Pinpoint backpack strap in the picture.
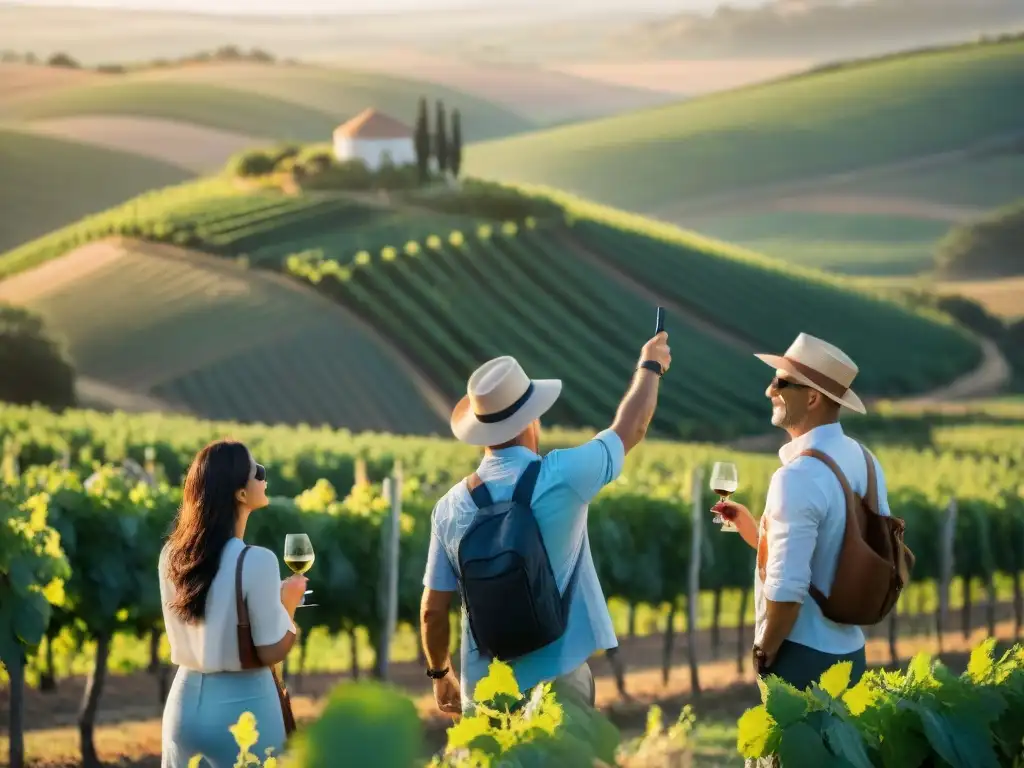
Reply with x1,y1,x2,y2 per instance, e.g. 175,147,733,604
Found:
512,460,542,506
466,472,494,508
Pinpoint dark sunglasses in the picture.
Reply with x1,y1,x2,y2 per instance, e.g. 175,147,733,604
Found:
254,463,266,482
772,376,808,391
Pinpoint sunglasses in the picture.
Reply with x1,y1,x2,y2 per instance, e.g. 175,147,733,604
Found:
771,376,808,391
254,463,266,482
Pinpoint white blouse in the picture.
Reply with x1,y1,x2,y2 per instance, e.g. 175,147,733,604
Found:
159,537,295,672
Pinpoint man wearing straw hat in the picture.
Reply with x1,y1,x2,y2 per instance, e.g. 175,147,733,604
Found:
419,331,672,716
713,332,893,692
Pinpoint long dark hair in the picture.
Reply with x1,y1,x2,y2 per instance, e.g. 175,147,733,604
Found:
166,439,252,623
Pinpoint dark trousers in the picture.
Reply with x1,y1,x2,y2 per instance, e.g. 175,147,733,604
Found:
759,640,867,692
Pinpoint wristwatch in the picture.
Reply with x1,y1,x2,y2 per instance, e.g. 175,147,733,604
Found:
638,360,664,377
426,666,449,680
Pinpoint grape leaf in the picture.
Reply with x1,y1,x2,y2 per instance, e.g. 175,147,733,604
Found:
819,661,853,698
8,555,35,595
12,589,49,647
967,637,997,683
737,706,779,759
777,721,835,768
916,707,974,768
765,677,810,727
878,717,930,768
822,715,873,768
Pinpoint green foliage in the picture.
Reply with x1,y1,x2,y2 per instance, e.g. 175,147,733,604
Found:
0,485,70,668
228,148,278,178
938,198,1024,278
0,303,76,410
737,638,1024,767
205,659,693,768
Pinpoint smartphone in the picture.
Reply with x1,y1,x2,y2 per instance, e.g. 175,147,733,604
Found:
655,306,665,334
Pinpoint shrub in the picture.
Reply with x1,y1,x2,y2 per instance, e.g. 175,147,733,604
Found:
737,638,1024,767
937,199,1024,278
0,304,75,410
227,149,277,178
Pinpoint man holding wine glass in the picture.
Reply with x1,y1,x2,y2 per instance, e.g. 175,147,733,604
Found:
419,329,671,716
712,333,895,693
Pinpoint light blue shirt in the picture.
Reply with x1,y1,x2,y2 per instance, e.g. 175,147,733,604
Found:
422,428,624,711
754,422,891,655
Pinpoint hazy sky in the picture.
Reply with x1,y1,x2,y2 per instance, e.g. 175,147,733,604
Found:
8,0,759,15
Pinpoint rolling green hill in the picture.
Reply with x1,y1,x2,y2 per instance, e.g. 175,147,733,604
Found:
0,237,448,433
0,128,191,253
0,176,983,439
2,64,535,143
465,38,1024,215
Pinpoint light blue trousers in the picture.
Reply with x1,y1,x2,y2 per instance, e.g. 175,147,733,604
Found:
161,666,286,768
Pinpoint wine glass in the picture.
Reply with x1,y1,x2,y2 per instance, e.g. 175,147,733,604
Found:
710,462,739,533
284,533,316,607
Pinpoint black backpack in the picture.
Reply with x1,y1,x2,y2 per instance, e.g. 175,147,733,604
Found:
454,460,581,661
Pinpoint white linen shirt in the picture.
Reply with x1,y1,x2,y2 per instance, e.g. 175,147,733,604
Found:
158,537,295,672
753,422,891,655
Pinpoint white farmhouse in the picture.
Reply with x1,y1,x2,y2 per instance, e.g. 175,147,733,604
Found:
332,108,415,170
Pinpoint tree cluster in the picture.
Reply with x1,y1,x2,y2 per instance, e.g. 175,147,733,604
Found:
414,97,463,184
0,45,278,74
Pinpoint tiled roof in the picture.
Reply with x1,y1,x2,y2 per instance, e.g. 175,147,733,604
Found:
334,108,412,139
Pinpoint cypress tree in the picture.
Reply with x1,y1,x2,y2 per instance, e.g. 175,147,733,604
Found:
449,109,463,179
414,97,430,183
434,100,448,175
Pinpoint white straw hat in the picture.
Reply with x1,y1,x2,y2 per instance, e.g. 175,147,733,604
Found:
451,356,562,446
754,333,866,414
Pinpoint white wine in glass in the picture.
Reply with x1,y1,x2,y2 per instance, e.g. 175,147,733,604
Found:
710,462,739,533
284,533,316,607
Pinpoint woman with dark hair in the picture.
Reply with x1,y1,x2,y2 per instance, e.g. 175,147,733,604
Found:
159,440,307,766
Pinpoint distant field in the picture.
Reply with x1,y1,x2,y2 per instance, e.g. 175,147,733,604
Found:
0,62,101,104
0,238,449,433
0,127,190,252
664,141,1024,277
1,79,340,142
548,57,816,96
938,277,1024,320
318,49,680,125
688,211,952,276
466,39,1024,213
1,63,536,144
24,115,261,173
129,62,537,139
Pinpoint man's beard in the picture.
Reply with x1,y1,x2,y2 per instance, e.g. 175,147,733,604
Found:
771,400,790,428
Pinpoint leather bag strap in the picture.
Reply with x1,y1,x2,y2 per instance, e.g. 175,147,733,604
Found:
797,448,855,610
860,443,879,515
236,544,252,630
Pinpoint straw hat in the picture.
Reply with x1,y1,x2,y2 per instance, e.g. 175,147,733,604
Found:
754,333,866,414
451,357,562,446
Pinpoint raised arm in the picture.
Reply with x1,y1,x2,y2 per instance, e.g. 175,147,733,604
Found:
243,547,306,667
611,331,671,454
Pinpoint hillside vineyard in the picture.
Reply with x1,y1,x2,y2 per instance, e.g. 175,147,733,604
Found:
0,179,982,440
